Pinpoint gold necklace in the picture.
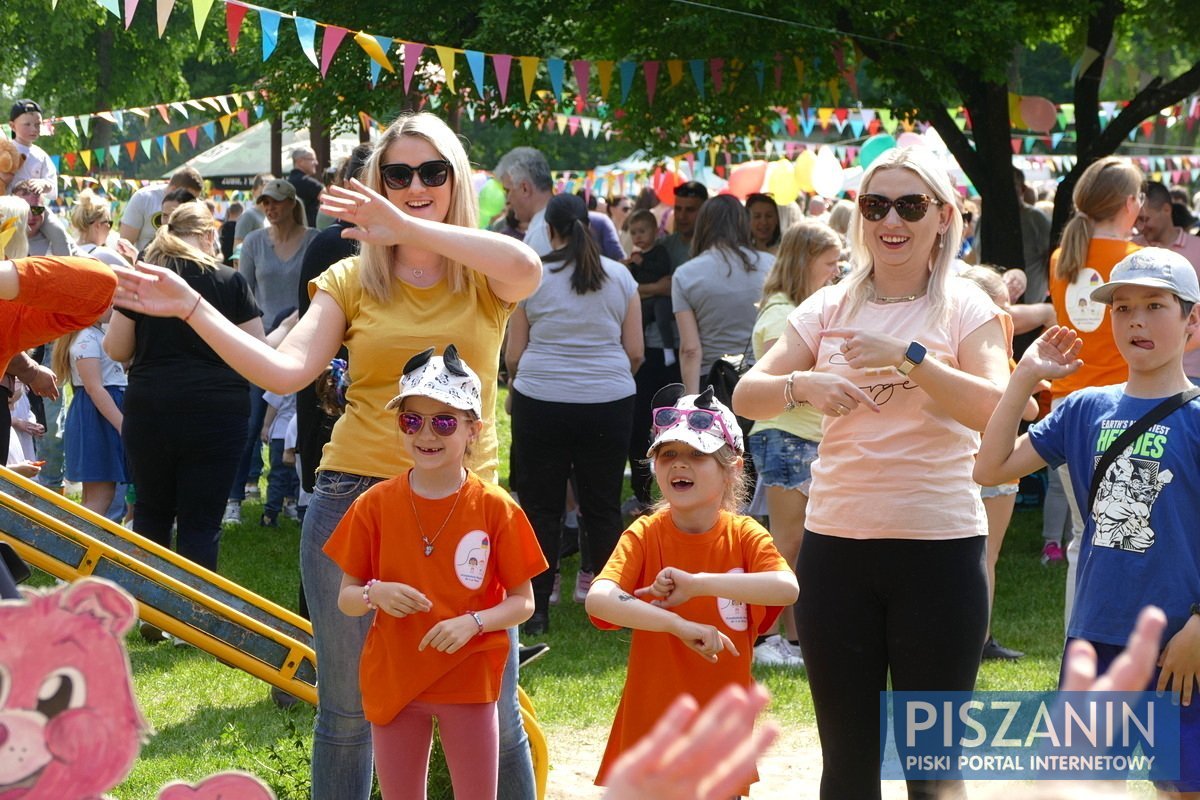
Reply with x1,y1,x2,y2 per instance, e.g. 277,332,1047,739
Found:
408,472,465,557
874,290,927,304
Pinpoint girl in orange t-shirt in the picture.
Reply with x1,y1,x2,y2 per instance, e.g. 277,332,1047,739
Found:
324,346,546,800
585,384,798,796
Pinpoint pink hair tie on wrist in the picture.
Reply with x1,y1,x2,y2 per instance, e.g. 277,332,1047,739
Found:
183,293,202,322
363,579,379,610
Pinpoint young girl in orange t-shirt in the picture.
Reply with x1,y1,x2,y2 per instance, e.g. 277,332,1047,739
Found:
324,346,546,799
585,384,799,796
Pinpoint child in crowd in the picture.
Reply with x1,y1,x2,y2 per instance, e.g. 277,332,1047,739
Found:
324,346,546,799
260,389,299,526
586,384,799,796
8,99,57,200
7,379,41,461
624,209,677,367
52,310,128,518
975,248,1200,795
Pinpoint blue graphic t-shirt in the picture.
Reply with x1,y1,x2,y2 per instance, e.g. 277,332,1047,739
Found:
1029,385,1200,647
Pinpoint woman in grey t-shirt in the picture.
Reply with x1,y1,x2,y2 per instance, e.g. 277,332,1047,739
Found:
506,193,644,634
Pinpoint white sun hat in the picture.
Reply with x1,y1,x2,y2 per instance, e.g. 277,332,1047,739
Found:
384,344,482,417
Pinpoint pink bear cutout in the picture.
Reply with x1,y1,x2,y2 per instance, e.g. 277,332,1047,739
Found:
0,578,274,800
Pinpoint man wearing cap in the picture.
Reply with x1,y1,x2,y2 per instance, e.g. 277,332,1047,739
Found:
8,99,57,200
119,167,205,251
287,146,324,228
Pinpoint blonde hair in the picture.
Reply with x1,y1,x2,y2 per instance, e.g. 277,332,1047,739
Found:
69,189,112,240
0,197,30,259
143,202,219,271
357,113,479,303
957,265,1007,306
51,329,86,385
843,147,962,325
827,199,855,236
1054,157,1142,284
650,444,749,514
762,221,843,306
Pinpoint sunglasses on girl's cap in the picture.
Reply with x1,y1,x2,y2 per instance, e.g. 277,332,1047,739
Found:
651,407,738,449
857,193,943,223
380,160,452,190
398,411,465,437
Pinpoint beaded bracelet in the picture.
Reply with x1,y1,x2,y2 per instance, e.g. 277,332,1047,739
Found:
363,579,379,610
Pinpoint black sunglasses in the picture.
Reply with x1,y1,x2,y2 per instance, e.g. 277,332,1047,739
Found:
857,194,943,223
380,160,452,190
151,211,165,228
28,205,45,216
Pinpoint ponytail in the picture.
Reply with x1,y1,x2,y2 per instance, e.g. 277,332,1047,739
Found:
1054,156,1143,283
543,194,607,295
143,201,220,271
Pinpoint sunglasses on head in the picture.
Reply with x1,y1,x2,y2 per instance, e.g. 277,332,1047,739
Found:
651,407,736,448
380,160,452,190
399,411,465,437
857,193,943,223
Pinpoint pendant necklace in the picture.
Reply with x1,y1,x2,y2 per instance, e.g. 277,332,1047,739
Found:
409,472,464,556
410,268,424,279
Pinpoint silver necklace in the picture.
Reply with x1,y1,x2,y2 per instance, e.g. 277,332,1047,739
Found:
409,473,465,557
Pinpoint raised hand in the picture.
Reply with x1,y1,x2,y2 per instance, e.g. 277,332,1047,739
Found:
1015,325,1084,382
111,262,199,319
319,178,416,247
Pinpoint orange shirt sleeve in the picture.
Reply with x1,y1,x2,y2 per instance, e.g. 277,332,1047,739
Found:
323,483,383,582
590,522,649,631
489,488,549,590
738,516,791,635
3,256,117,360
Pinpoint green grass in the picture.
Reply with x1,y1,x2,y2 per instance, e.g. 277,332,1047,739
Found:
26,410,1086,798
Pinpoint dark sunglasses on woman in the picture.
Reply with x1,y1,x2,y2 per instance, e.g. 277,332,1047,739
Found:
398,411,465,436
380,160,452,190
857,193,943,223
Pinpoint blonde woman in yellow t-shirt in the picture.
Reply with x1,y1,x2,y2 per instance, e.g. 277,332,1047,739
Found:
110,113,542,800
746,221,841,669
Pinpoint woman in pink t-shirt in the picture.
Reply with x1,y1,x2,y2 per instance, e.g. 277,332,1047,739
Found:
734,147,1009,800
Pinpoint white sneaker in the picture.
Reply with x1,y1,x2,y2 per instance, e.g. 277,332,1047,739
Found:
753,635,805,669
282,499,299,521
221,500,242,527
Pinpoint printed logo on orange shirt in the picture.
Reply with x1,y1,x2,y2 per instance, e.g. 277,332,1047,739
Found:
455,531,491,589
716,568,748,631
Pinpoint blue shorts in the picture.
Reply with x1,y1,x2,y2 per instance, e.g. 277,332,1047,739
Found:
1065,639,1200,792
747,429,819,491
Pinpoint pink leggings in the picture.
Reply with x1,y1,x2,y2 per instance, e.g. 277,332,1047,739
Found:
372,700,499,799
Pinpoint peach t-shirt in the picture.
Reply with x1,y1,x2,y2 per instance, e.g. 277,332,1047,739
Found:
789,280,1001,540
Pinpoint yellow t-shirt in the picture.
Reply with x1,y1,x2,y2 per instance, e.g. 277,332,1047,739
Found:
747,292,824,442
311,258,511,481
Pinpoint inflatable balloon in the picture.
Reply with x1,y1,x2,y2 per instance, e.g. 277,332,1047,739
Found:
793,150,816,194
477,177,506,227
1019,95,1058,134
858,133,897,168
765,160,800,205
725,160,767,200
653,166,683,206
811,146,845,199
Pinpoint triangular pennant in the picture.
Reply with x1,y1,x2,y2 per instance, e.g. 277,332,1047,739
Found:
596,60,613,100
320,26,349,77
259,9,281,61
218,115,232,135
667,60,684,87
294,17,319,69
464,50,486,97
79,115,92,137
403,43,425,94
519,56,539,102
230,92,243,108
202,121,216,141
80,150,93,170
202,97,222,111
644,61,660,106
125,141,138,161
64,152,78,170
492,54,513,104
225,1,249,51
434,45,456,92
547,58,565,101
355,33,395,74
237,109,249,128
710,59,724,94
192,0,214,38
155,104,170,123
171,102,189,118
124,0,139,29
62,116,79,137
97,0,119,18
555,114,568,134
140,138,153,157
618,61,635,104
689,59,705,98
573,60,590,100
186,127,199,147
168,131,183,152
112,109,125,129
568,116,580,136
93,148,106,167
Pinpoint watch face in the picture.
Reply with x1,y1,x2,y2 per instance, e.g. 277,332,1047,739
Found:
906,342,927,364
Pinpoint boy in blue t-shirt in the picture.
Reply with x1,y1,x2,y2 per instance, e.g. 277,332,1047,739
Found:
975,247,1200,794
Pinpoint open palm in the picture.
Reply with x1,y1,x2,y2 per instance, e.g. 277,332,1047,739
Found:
1019,325,1084,380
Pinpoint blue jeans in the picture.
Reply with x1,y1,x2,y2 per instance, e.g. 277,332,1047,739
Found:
264,438,299,517
33,393,64,491
302,470,535,800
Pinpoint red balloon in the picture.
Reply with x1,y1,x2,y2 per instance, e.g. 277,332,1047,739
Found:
725,160,767,200
1019,95,1058,134
653,167,683,206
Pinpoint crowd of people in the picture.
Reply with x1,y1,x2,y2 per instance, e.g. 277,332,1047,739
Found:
5,93,1200,800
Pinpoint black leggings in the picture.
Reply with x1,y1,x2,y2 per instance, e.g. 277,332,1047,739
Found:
796,530,989,800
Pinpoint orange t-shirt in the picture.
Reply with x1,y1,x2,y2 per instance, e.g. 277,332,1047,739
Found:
323,472,547,725
1048,238,1141,398
2,256,116,363
590,510,789,792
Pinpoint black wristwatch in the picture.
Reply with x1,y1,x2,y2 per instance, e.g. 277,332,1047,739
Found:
897,341,927,376
1190,602,1200,618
